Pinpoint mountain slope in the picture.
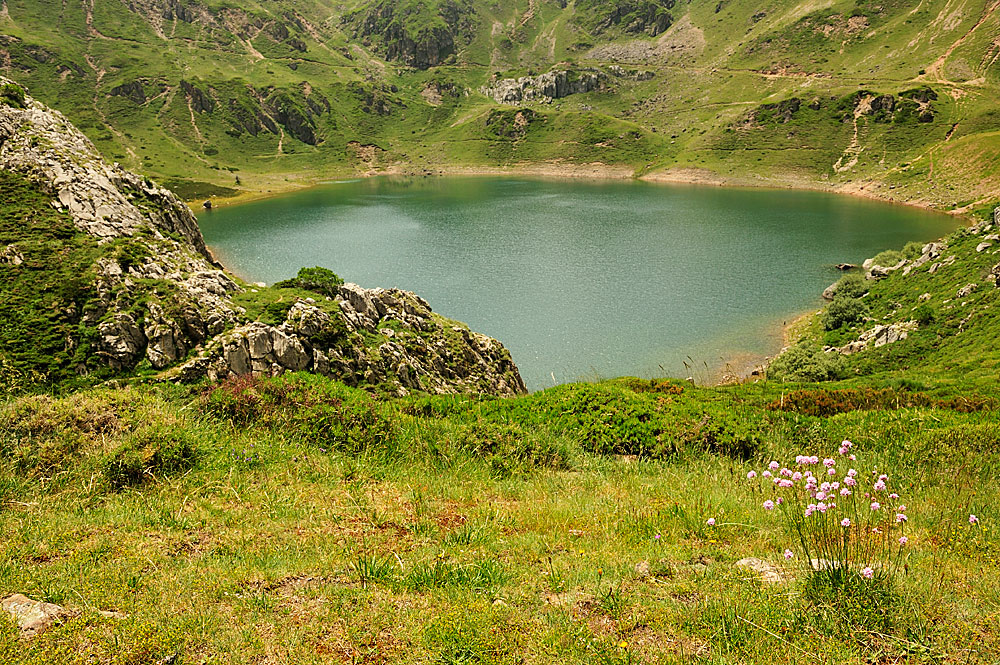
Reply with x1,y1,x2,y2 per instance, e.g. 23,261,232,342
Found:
2,0,1000,208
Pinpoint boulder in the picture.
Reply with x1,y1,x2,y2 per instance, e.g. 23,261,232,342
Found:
956,283,978,298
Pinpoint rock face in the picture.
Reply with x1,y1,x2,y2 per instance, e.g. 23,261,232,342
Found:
2,594,79,638
0,77,526,397
482,70,604,105
0,82,208,257
346,0,475,70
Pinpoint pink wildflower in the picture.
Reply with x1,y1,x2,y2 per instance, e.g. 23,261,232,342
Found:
874,479,887,492
828,468,836,476
840,488,852,496
899,536,908,545
762,470,772,478
776,497,784,505
889,493,899,500
769,461,780,471
706,518,716,526
747,471,757,480
792,472,803,481
896,514,907,523
897,505,906,513
844,477,857,487
861,567,874,580
871,502,881,511
784,549,794,560
763,500,775,511
823,458,836,468
841,518,851,527
847,469,858,478
970,514,979,524
778,479,793,488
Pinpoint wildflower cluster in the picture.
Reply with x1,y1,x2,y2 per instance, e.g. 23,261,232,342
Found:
748,440,908,583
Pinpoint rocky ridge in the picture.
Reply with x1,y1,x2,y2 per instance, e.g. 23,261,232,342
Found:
0,78,525,396
481,67,653,106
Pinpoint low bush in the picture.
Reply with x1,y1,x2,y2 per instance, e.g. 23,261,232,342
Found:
766,388,996,416
0,83,25,108
823,295,868,331
768,345,845,382
202,373,395,455
832,273,868,299
103,425,199,489
274,266,344,298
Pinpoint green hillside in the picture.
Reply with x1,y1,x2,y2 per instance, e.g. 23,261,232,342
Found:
3,0,1000,208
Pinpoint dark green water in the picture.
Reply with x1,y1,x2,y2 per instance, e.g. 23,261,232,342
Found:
199,177,959,390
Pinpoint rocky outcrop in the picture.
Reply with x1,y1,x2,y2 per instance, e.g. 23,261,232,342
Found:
181,294,526,396
0,77,526,397
482,70,604,105
0,78,209,258
827,320,918,356
345,0,475,70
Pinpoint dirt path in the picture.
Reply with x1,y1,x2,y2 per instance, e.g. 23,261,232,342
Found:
83,0,111,40
925,0,1000,82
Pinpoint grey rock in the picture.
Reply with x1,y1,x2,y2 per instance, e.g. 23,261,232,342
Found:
956,283,978,298
482,70,604,105
272,329,310,370
2,594,79,638
0,244,24,266
977,242,992,253
835,320,918,355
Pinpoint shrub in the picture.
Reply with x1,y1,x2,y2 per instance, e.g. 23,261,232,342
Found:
832,273,868,299
102,425,199,489
274,266,345,298
823,295,868,331
902,241,924,260
913,304,935,325
870,249,904,267
766,387,996,416
768,345,845,382
451,421,573,476
203,373,395,455
0,83,25,109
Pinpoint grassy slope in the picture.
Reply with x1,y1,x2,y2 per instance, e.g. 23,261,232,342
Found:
1,373,997,663
2,0,1000,209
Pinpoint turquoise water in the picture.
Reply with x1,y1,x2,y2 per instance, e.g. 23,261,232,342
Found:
199,177,959,390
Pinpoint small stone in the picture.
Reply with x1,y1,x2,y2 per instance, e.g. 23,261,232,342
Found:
2,594,79,638
734,558,787,584
634,560,651,577
977,242,992,253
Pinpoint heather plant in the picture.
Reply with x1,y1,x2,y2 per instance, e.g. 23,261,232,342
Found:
748,439,910,595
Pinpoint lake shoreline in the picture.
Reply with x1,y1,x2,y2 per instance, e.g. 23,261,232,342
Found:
188,162,969,222
196,169,961,391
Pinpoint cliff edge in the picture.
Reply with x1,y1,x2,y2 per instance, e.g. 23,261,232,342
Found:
0,78,526,396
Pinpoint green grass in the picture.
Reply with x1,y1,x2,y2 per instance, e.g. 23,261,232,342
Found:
1,373,998,663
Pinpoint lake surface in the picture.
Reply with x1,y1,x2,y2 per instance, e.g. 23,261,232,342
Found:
200,177,959,391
